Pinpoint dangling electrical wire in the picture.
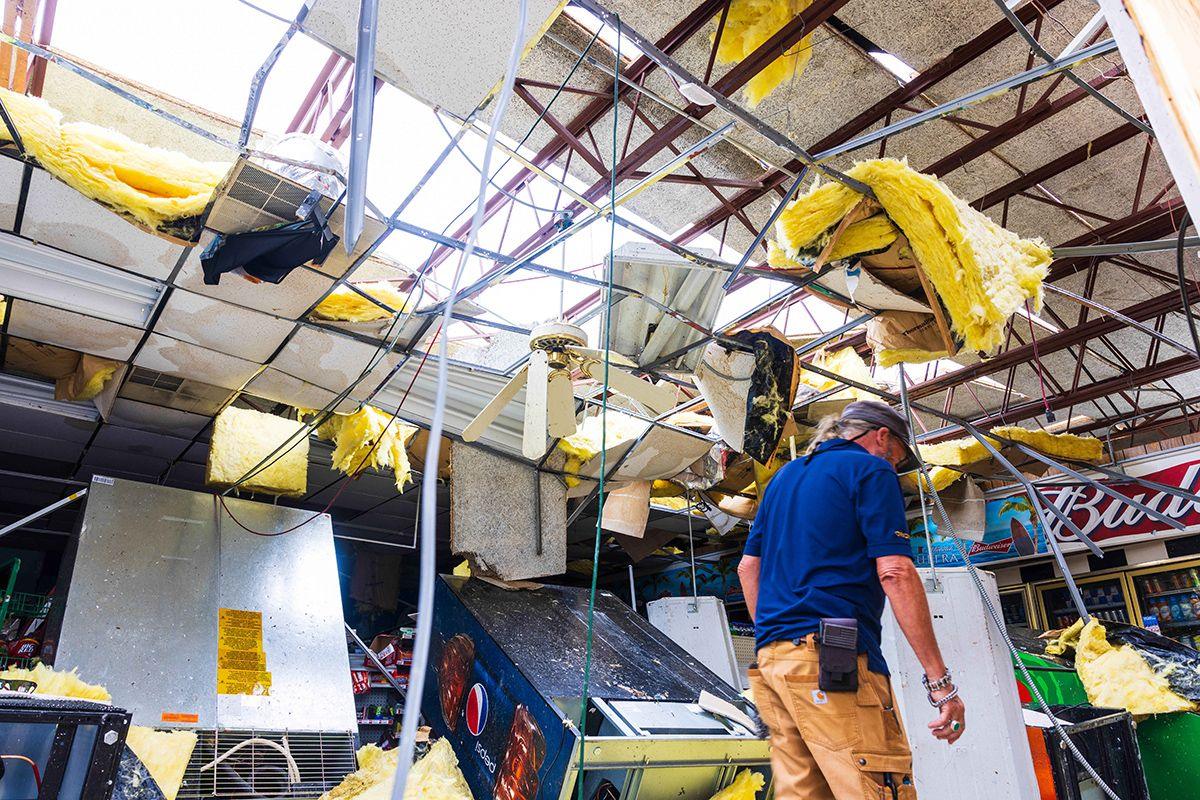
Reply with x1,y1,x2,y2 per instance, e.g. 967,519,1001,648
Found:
388,1,529,798
575,13,620,800
897,366,1121,800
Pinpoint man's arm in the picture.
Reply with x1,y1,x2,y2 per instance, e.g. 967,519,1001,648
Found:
738,556,761,623
877,554,965,743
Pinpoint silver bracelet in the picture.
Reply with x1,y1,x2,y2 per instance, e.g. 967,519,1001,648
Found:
928,685,959,708
922,668,953,692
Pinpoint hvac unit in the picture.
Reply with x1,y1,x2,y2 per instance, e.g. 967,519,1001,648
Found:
48,477,358,799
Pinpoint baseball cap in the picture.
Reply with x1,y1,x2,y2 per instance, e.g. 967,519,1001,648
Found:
841,400,917,471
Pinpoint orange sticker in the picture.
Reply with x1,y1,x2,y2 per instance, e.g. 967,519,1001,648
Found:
161,712,199,724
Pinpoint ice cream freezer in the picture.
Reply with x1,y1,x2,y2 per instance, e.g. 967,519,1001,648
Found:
421,576,771,800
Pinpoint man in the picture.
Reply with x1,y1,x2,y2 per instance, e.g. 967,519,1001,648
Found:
738,400,965,800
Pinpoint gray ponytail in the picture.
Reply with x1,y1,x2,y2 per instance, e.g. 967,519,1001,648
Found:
805,414,876,455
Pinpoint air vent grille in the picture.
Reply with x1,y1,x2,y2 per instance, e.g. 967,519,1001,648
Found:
177,728,357,799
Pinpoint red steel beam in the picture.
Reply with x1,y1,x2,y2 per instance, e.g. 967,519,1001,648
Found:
972,123,1143,211
971,354,1199,428
1048,198,1187,280
671,0,1068,245
911,281,1199,401
922,66,1125,176
419,0,729,272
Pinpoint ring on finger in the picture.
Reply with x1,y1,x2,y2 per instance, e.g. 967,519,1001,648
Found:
951,721,962,732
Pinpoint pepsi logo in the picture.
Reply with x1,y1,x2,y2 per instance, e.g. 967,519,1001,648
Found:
465,682,488,736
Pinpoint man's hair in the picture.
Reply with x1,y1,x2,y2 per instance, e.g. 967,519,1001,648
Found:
805,414,876,455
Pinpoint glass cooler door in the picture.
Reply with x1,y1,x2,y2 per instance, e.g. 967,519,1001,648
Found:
999,586,1033,628
1037,574,1134,630
1129,559,1200,649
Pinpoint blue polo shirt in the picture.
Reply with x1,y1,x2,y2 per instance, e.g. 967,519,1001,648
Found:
744,438,913,675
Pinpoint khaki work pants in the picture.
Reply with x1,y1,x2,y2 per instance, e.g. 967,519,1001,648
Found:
749,637,917,800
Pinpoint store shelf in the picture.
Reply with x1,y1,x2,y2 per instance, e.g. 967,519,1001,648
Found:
358,719,395,726
1050,603,1126,616
1141,588,1200,600
1159,619,1200,629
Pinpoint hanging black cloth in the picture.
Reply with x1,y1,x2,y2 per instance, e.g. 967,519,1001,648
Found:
200,207,339,285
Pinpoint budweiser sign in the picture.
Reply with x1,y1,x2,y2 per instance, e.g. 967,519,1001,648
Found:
915,450,1200,568
1040,462,1200,544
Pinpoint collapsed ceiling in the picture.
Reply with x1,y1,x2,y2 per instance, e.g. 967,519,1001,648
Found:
0,0,1194,572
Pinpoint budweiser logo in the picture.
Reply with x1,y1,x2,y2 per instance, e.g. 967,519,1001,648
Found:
1040,463,1200,543
968,536,1014,556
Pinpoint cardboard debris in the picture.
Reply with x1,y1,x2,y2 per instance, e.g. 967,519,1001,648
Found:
601,480,652,538
774,158,1051,353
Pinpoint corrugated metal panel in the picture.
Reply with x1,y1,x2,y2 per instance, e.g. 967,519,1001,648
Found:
609,242,724,373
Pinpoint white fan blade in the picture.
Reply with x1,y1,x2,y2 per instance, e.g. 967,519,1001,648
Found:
569,346,636,367
582,361,678,414
546,369,578,439
463,365,528,442
523,350,550,459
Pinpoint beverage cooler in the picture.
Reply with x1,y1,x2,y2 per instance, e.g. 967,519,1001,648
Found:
423,576,771,800
1034,573,1136,630
1128,558,1200,649
999,585,1035,628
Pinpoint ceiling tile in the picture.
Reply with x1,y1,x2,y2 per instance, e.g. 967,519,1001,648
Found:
175,234,335,319
154,288,295,362
20,170,184,279
133,333,259,390
243,367,360,413
270,325,401,401
7,299,142,360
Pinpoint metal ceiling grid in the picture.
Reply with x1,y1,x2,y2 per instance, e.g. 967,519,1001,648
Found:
0,0,1195,549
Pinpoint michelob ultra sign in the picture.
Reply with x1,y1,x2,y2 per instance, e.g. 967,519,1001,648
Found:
913,447,1200,568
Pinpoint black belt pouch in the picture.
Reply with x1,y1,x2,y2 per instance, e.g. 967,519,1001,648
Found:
818,618,859,692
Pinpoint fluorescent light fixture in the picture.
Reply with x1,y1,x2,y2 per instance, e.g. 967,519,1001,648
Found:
869,51,918,83
0,373,100,422
0,231,161,327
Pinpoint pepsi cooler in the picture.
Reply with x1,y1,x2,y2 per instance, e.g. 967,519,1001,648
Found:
423,577,772,800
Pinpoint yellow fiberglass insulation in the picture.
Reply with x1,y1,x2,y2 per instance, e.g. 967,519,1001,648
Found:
0,663,111,701
557,411,646,488
1075,620,1194,715
1043,618,1084,657
206,406,309,497
798,346,876,402
900,465,964,495
126,726,198,800
991,425,1104,463
917,435,994,467
714,0,815,107
774,159,1052,353
312,282,412,323
320,738,473,800
874,347,947,368
770,214,899,268
0,88,229,234
709,770,766,800
309,406,419,491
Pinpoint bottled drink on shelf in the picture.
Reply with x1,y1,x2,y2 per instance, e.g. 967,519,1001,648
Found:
1159,601,1174,622
1171,598,1186,621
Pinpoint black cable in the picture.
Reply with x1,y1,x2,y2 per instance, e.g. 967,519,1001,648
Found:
1176,210,1200,359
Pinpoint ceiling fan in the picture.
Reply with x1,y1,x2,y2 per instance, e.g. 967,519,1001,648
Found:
462,321,678,459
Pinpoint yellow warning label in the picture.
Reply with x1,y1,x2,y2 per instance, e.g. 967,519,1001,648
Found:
218,649,268,670
217,608,269,695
